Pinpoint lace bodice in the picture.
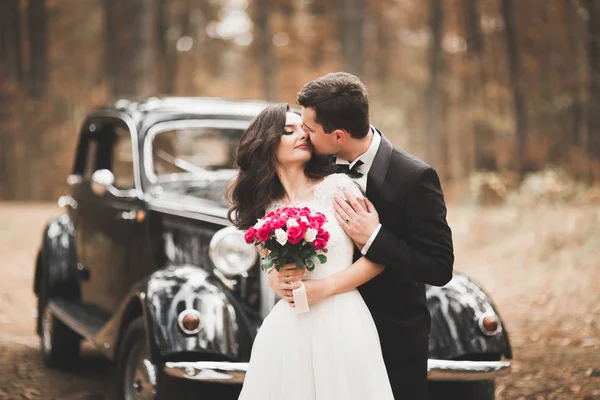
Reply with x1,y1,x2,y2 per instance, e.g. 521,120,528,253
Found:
267,173,364,280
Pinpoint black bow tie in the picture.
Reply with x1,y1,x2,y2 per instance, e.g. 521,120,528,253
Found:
336,160,364,178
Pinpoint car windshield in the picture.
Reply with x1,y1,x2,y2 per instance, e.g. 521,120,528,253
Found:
145,120,248,204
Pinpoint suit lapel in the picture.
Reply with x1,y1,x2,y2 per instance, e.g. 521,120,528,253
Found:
366,128,393,199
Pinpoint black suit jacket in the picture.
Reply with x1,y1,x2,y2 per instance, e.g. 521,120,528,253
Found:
357,129,454,369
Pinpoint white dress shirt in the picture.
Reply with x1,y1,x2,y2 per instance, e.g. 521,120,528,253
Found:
335,126,382,255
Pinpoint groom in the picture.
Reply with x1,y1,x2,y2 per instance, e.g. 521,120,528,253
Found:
267,72,454,399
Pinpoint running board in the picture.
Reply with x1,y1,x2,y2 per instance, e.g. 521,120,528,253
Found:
47,299,110,343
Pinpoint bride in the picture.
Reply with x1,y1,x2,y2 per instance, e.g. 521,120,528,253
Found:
228,104,394,400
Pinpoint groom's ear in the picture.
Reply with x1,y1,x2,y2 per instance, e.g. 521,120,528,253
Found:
333,129,347,143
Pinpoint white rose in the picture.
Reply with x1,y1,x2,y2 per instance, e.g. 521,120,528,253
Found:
304,228,317,243
275,228,288,246
254,218,267,229
286,218,299,228
300,216,309,224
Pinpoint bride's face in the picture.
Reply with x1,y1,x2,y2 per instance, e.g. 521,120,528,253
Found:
274,112,312,166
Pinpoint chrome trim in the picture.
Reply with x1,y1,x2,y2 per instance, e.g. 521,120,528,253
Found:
164,361,248,384
209,226,257,277
67,174,82,185
478,312,503,336
427,359,511,381
213,268,237,291
177,309,202,335
165,359,511,384
147,201,231,226
86,110,144,199
91,169,114,196
58,195,78,209
143,119,250,184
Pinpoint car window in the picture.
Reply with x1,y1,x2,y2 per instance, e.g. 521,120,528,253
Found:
150,126,242,181
72,120,101,180
110,125,135,190
83,138,98,179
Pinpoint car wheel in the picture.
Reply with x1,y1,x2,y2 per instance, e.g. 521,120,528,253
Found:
117,317,201,400
428,380,495,400
38,257,81,369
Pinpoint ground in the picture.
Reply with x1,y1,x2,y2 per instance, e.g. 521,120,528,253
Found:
0,202,598,399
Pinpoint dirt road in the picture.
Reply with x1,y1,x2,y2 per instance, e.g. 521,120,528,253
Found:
0,203,599,399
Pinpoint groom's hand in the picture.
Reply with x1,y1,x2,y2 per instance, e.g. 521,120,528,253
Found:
334,191,380,248
267,264,305,305
301,279,333,305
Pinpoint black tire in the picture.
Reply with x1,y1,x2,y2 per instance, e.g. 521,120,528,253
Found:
428,380,496,400
38,251,81,370
117,317,201,400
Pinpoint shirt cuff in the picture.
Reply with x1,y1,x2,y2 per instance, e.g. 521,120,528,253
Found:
361,223,382,255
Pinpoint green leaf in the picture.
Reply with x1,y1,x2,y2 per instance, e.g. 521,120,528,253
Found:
306,259,314,270
262,260,273,272
317,255,327,264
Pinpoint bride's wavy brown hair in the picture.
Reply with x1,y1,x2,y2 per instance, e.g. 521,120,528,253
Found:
227,103,335,229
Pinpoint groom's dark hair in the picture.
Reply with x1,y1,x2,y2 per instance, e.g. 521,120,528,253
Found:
297,72,370,139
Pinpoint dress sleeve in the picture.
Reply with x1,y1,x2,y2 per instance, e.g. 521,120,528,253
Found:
333,173,364,201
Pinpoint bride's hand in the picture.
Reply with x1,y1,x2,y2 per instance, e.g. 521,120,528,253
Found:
267,264,305,304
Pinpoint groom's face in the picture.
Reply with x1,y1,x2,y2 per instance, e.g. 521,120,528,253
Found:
301,107,340,156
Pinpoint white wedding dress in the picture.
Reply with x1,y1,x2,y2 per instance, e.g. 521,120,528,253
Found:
238,173,394,400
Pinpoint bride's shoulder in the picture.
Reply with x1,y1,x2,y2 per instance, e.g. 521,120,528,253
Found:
319,173,361,198
322,173,352,185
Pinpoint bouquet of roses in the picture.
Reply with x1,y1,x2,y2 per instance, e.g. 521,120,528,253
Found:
244,206,330,272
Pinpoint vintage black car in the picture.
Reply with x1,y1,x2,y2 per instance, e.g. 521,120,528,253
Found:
33,97,511,400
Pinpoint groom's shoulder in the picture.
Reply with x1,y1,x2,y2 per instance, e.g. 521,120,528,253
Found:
388,142,432,177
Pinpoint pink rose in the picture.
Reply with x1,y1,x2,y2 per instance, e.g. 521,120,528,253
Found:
273,218,286,229
256,227,270,242
286,225,304,245
313,213,326,225
317,228,330,241
313,238,327,250
244,227,257,244
263,221,275,234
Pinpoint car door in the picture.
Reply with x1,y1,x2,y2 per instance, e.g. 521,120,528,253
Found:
75,116,145,314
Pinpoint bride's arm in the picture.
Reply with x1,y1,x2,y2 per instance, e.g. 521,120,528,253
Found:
302,257,384,305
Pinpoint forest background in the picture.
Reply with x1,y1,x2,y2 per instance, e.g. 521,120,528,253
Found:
1,0,600,202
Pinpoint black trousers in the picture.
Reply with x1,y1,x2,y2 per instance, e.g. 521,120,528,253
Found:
387,358,428,400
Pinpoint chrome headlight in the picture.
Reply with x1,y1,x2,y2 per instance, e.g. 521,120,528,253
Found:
209,226,258,277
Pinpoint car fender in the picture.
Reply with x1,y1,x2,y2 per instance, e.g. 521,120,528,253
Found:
34,213,79,298
427,273,512,360
143,265,256,363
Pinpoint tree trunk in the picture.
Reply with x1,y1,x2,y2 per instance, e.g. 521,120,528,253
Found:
0,0,23,199
256,0,277,101
562,0,581,147
586,0,600,166
102,0,117,95
130,0,157,97
425,0,445,170
462,0,485,173
0,0,24,84
156,0,175,94
27,0,48,97
339,0,365,77
501,0,527,177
